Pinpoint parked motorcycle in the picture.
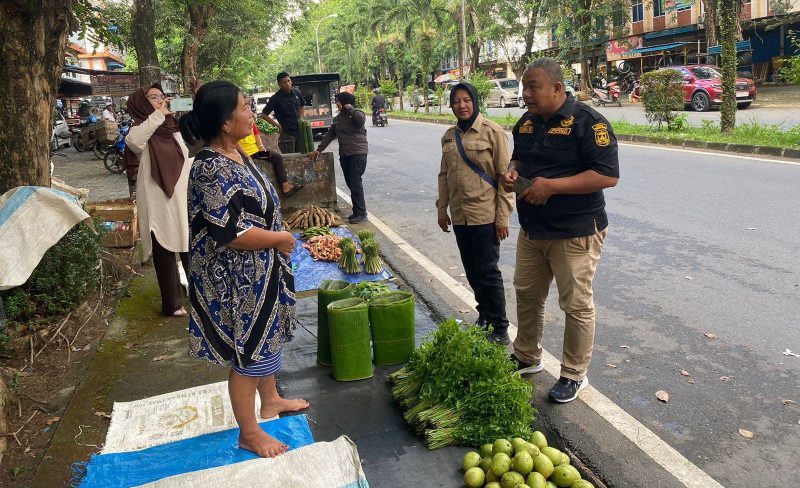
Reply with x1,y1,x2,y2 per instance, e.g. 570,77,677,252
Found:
70,115,99,152
103,121,130,175
591,81,622,107
373,108,388,127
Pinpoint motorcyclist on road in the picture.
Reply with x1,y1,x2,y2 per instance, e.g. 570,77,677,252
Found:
371,88,386,123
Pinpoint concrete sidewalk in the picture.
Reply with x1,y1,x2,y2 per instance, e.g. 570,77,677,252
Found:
30,263,475,486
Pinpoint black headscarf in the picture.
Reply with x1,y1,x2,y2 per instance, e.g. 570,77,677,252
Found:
449,82,480,132
336,91,356,106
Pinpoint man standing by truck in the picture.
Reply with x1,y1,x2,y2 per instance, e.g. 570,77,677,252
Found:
260,72,304,153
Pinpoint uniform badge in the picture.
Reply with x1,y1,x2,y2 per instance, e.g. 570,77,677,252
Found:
593,123,610,147
547,127,572,135
519,119,535,134
560,115,574,128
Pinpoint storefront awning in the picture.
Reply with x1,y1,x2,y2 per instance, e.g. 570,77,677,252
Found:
628,42,689,55
643,25,698,40
708,40,752,55
106,61,126,70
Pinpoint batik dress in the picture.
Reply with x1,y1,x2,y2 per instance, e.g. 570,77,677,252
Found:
187,148,296,376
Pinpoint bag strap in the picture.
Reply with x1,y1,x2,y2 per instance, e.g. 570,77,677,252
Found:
455,129,497,190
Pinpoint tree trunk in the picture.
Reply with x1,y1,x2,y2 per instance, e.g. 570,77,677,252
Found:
182,3,214,96
468,6,482,75
396,66,405,111
513,6,539,79
131,0,161,86
719,0,737,132
702,0,719,49
0,1,73,194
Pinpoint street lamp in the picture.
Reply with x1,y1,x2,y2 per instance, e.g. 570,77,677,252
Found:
311,14,338,73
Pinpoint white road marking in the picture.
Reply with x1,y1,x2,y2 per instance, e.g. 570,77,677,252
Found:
336,186,725,488
391,118,800,167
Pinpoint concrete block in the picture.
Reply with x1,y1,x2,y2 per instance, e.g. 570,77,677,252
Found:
782,148,800,159
253,151,339,213
757,146,785,157
683,140,707,149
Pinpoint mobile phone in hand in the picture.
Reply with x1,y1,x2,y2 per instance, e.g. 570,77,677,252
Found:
512,175,533,194
169,97,193,112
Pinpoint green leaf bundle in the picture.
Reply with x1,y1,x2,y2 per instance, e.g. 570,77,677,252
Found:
391,319,536,449
361,238,383,274
352,280,390,301
356,229,375,242
337,238,361,274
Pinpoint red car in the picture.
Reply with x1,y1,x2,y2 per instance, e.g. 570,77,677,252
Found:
663,65,757,112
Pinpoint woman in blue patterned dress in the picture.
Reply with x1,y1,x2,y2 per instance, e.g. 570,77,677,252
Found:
180,81,309,458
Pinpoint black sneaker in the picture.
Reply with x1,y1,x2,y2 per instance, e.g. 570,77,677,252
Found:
510,353,544,375
487,329,510,345
348,214,368,224
548,376,589,403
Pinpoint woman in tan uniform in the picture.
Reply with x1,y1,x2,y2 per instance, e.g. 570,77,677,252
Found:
436,82,515,344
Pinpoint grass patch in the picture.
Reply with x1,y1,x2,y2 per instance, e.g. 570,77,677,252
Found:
391,110,800,150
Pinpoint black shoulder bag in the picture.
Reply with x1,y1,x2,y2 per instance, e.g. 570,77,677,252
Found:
454,130,497,190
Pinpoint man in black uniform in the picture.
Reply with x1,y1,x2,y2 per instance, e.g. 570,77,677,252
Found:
260,72,304,153
502,58,619,404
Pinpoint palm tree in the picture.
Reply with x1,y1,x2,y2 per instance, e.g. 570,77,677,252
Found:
371,0,448,114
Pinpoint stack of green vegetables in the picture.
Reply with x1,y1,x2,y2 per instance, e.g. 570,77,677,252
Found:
357,230,383,274
352,281,390,300
337,238,361,274
390,318,536,449
297,120,315,153
300,226,332,239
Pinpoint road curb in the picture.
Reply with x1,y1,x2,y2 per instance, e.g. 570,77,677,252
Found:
389,113,800,161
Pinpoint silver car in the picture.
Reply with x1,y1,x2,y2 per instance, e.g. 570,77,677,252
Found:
488,78,520,108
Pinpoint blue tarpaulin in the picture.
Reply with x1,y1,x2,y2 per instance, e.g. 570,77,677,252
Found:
628,42,689,55
76,415,314,487
291,226,392,292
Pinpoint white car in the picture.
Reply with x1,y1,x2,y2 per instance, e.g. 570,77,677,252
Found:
253,92,275,114
488,79,520,108
51,111,71,151
517,83,576,108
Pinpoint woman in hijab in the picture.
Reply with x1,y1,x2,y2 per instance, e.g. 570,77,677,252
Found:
124,83,192,317
310,91,369,224
435,82,515,344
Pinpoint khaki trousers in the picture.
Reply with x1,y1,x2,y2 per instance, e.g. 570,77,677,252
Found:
513,225,607,381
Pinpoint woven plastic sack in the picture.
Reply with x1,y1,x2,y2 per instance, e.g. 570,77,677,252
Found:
368,291,415,366
317,280,354,365
327,297,372,381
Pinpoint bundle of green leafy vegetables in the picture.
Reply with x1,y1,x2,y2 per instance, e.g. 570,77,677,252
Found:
389,318,536,449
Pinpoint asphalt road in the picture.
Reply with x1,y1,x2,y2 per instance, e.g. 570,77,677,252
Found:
325,118,800,487
485,103,800,129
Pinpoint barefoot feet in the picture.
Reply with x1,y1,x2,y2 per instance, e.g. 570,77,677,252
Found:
238,429,288,458
260,397,310,419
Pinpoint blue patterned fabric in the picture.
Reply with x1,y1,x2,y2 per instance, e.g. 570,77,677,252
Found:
187,149,296,372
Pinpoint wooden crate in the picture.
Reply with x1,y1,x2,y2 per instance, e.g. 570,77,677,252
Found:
86,199,139,248
88,120,118,143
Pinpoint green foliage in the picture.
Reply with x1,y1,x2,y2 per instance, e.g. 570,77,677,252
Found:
378,79,399,101
468,71,494,114
255,117,278,134
354,85,373,110
780,31,800,85
390,318,536,448
640,70,685,130
434,84,446,114
0,221,103,327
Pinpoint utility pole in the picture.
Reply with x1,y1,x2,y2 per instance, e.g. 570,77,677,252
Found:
460,0,468,80
311,14,338,73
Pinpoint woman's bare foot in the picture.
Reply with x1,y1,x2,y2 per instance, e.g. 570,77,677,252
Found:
172,307,188,317
260,397,309,419
238,429,288,458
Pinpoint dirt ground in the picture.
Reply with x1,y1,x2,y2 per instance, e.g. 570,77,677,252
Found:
0,249,141,487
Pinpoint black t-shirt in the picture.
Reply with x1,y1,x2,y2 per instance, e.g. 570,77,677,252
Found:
512,95,619,239
262,88,304,136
